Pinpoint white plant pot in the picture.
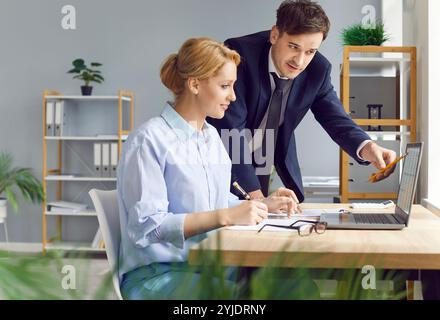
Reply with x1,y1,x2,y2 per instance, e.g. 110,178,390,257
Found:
0,198,7,220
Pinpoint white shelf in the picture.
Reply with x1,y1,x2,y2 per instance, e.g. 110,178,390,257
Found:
349,57,410,63
45,135,128,141
46,95,131,102
45,242,105,253
45,210,97,217
366,131,410,141
45,175,116,182
342,57,410,78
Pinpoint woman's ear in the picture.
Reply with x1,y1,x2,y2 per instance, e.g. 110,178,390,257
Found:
187,77,199,95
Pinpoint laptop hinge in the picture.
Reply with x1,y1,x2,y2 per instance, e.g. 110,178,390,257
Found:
393,213,406,225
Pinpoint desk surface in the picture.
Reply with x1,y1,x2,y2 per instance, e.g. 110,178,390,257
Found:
188,204,440,270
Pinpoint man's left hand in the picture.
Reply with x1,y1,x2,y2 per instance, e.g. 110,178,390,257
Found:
267,187,301,215
360,141,397,182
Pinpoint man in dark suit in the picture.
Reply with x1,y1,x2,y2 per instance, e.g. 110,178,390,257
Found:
208,0,397,203
209,0,440,300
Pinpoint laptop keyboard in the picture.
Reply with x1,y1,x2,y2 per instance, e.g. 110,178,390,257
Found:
353,214,397,224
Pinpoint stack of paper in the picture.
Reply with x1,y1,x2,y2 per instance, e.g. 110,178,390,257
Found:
47,201,87,213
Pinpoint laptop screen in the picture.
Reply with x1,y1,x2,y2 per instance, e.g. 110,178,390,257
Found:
396,143,423,215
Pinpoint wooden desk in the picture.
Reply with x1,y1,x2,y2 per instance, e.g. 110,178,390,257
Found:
189,204,440,270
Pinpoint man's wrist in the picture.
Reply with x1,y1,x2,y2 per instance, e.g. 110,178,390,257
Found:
249,190,264,200
358,140,374,161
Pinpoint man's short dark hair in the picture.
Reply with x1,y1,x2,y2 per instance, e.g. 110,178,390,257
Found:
276,0,331,40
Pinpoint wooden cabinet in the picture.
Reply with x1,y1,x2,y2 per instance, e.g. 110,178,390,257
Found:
339,46,417,203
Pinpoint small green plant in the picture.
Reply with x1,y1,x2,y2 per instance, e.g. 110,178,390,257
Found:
67,58,104,87
0,152,45,212
342,21,390,46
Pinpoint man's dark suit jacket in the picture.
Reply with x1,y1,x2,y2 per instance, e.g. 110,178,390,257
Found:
208,31,370,202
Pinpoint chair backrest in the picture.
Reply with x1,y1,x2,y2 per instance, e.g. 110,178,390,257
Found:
89,189,122,300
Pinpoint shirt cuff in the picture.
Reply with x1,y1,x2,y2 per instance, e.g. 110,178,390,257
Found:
158,213,186,249
356,140,372,161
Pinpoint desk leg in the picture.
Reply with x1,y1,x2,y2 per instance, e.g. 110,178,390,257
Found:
237,267,257,298
406,281,414,300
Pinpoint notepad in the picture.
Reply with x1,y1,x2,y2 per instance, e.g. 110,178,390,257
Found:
267,208,345,219
227,208,345,231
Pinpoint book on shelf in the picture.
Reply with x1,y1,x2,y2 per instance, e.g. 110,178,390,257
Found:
94,143,119,177
92,228,105,248
45,101,55,136
47,200,88,213
54,100,65,136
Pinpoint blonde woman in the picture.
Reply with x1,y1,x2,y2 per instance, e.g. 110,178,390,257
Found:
117,38,298,300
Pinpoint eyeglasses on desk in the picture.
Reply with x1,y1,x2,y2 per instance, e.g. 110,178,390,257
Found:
257,219,327,236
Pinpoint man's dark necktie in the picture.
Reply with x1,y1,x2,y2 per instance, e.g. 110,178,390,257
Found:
258,72,291,196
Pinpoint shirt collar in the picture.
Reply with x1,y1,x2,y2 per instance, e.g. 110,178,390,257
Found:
268,47,289,80
161,102,210,142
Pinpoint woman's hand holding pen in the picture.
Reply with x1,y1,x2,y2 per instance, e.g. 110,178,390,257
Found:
218,201,268,226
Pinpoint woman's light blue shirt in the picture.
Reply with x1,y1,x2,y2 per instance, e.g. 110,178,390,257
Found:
117,103,239,278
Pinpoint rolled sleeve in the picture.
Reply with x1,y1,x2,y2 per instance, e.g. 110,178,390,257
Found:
158,213,187,249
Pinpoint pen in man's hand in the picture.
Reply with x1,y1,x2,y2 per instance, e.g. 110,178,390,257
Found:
369,153,408,183
232,181,251,200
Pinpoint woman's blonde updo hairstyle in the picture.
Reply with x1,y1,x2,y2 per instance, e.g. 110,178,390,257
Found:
160,37,240,99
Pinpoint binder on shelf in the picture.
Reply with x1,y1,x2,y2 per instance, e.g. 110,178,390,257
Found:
54,100,64,136
110,143,118,177
45,101,55,136
101,143,110,177
47,200,87,213
91,228,102,248
93,143,102,176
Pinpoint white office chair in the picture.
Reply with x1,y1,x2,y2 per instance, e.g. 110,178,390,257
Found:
0,200,9,243
89,189,123,300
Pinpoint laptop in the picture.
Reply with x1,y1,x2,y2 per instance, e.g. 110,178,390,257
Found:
320,142,423,230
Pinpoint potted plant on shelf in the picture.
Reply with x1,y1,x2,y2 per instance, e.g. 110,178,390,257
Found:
0,152,45,220
341,21,390,46
67,58,104,96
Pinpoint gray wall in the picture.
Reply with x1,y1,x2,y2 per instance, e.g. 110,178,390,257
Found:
0,0,379,243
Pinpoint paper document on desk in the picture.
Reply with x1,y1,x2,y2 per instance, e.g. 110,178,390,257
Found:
297,208,344,217
226,208,344,231
267,208,344,218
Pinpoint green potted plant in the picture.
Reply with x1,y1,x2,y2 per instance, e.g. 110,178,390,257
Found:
67,58,104,96
0,152,45,221
341,21,390,46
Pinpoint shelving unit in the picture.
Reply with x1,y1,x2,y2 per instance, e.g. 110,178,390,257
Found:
339,46,417,203
41,89,134,254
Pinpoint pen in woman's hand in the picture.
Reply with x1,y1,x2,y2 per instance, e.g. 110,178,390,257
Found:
232,181,251,200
